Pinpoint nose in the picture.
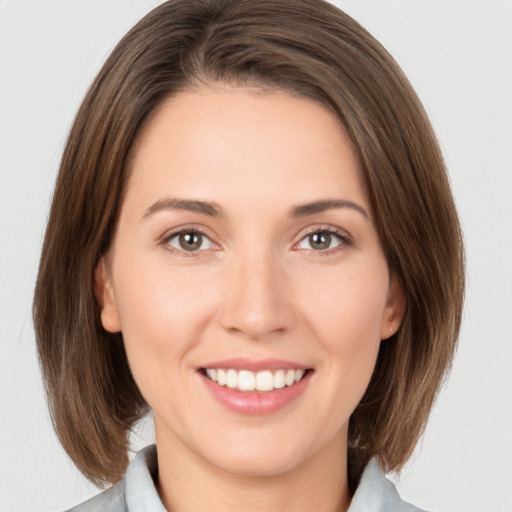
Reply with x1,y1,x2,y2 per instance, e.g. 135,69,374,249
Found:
219,249,296,340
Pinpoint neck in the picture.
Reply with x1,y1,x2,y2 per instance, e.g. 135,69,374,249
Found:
155,427,351,512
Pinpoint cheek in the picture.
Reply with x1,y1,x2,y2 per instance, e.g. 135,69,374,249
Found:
295,259,388,397
298,259,389,343
115,251,214,329
111,257,218,389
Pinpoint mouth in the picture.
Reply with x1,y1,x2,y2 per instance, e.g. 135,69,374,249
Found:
197,358,314,414
199,367,311,393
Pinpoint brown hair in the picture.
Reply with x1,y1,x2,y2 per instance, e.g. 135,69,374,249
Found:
34,0,464,488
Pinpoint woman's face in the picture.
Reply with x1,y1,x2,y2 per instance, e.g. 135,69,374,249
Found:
98,85,404,477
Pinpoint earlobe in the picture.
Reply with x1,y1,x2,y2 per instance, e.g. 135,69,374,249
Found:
94,257,122,333
380,275,406,340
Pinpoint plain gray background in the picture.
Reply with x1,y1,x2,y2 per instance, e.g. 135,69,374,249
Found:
1,1,511,511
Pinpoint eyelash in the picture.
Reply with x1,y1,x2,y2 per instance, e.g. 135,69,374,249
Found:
160,225,352,257
293,226,352,256
160,227,217,257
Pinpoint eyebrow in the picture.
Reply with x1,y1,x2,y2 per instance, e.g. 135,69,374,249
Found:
290,199,370,220
142,197,370,221
143,198,223,219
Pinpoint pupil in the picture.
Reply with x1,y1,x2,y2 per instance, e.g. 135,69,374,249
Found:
179,232,202,251
310,232,331,250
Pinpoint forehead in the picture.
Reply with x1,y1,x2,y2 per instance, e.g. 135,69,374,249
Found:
123,85,368,215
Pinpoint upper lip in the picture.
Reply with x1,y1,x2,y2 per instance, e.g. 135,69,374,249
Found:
198,358,311,372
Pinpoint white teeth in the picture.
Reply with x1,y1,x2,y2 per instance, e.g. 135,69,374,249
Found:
285,369,296,386
226,369,238,388
256,370,274,391
204,368,307,392
274,369,285,389
217,369,226,386
238,370,256,391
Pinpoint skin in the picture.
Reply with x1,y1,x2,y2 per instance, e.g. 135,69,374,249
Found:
97,85,405,512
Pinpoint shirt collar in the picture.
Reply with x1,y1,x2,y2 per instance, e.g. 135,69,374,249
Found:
125,445,423,512
348,458,424,511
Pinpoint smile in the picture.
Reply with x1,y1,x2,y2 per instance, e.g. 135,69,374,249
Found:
198,359,313,415
203,368,306,393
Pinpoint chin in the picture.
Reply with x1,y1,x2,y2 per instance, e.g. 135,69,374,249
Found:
208,446,307,478
193,424,337,478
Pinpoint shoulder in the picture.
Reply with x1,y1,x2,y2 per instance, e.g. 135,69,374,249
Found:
349,459,429,512
65,448,427,512
64,445,166,512
64,478,127,512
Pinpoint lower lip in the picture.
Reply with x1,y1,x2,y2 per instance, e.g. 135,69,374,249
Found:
200,371,312,415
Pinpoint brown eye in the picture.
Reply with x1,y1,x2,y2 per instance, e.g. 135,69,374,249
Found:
179,232,203,251
296,229,348,252
167,231,213,252
308,232,332,250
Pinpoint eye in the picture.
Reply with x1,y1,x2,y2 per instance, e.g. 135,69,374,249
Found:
165,230,214,252
296,229,349,252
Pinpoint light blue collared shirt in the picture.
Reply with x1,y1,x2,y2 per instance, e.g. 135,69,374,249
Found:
67,445,426,512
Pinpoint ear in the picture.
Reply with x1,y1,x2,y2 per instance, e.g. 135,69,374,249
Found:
94,257,122,333
380,274,406,340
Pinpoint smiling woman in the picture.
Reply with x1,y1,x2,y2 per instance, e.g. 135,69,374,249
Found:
97,88,402,508
33,1,464,511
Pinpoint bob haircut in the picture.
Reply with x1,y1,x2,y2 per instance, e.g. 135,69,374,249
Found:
34,0,464,489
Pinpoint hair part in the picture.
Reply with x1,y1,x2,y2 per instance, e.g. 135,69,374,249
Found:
34,0,464,488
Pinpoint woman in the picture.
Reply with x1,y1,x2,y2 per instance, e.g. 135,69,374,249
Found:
33,0,464,511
